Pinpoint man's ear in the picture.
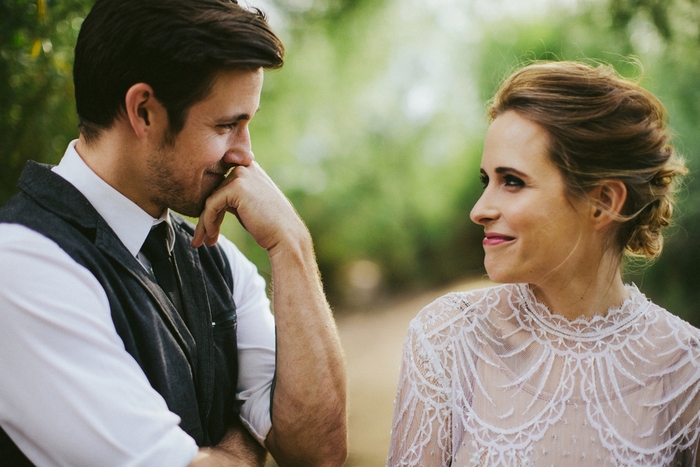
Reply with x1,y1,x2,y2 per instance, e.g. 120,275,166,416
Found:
589,180,627,229
124,83,164,139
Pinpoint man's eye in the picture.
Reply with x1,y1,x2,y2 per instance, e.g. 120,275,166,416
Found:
504,174,525,187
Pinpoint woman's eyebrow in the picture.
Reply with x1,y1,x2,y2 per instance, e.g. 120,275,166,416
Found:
495,166,528,178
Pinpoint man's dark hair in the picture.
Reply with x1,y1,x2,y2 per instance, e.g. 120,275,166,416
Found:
73,0,285,143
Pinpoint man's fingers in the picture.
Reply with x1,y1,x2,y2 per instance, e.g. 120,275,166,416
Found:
191,222,206,248
192,191,234,248
191,162,303,251
205,209,228,246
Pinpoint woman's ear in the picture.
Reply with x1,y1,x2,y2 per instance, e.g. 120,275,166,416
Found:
124,83,165,139
589,180,627,229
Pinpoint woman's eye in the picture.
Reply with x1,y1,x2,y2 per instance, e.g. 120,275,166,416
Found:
479,174,489,188
504,174,525,187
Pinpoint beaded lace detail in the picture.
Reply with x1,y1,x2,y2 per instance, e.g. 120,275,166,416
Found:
388,284,700,466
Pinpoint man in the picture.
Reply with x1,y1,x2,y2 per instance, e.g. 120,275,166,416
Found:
0,0,347,465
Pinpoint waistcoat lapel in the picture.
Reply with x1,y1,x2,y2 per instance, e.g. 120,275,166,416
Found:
19,161,200,372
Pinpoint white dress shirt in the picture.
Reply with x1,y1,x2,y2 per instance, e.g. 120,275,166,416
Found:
0,141,276,466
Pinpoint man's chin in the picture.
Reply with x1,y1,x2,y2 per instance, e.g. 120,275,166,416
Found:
168,199,207,219
166,184,216,218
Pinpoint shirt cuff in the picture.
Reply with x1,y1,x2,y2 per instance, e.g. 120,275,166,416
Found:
239,384,273,445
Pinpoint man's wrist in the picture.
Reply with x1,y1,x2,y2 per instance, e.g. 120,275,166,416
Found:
267,226,314,262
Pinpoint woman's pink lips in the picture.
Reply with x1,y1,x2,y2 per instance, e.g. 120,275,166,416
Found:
482,233,515,246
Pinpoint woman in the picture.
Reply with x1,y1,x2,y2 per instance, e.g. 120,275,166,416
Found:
388,61,700,467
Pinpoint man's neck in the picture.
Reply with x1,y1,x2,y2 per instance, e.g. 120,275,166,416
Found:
75,131,163,218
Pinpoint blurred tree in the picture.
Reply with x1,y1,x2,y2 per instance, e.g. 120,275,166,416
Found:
240,0,489,304
608,0,700,42
0,0,92,204
3,0,700,314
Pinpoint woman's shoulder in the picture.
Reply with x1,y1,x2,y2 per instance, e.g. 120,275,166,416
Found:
399,284,510,387
628,289,700,382
643,296,700,351
634,294,700,427
410,282,512,338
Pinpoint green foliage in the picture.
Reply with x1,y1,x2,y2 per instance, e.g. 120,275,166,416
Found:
0,0,93,202
610,0,674,39
473,5,643,102
4,0,700,315
229,0,488,302
609,0,700,42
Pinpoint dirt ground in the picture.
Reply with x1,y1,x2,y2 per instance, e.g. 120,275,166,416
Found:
266,276,493,467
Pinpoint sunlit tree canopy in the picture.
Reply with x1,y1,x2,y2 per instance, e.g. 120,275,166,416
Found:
2,0,700,322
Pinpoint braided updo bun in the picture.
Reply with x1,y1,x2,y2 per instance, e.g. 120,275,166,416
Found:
488,61,687,259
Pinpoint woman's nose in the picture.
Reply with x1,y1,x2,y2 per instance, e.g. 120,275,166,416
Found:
470,191,498,226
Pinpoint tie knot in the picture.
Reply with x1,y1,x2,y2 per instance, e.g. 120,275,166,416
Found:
141,222,171,262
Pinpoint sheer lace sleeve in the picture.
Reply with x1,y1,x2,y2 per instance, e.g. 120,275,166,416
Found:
388,293,469,466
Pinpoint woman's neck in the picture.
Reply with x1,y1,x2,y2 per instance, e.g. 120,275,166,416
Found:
530,255,627,321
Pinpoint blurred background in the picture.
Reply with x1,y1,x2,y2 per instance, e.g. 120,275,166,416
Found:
3,0,700,464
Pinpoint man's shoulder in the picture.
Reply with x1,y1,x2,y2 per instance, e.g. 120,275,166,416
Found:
0,222,107,302
0,161,100,236
0,222,59,250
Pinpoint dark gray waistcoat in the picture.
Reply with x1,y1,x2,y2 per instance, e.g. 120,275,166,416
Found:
0,161,240,465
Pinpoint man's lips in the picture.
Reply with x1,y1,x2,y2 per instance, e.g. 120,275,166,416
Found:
203,169,229,185
483,233,515,246
205,169,228,177
204,166,236,179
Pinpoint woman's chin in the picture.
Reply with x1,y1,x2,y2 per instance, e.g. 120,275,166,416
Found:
483,267,518,285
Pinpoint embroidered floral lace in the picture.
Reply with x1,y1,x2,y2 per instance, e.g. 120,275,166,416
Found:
388,284,700,466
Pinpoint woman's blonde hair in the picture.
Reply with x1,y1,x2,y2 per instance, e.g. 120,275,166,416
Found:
489,61,687,259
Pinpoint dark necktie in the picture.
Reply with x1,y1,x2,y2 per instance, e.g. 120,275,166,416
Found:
141,222,184,316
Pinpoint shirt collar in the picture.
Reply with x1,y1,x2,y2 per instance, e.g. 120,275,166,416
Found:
52,140,173,258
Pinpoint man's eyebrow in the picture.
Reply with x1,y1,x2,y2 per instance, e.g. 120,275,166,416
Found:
215,107,261,124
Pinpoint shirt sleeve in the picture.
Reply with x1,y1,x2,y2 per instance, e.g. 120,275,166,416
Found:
215,235,276,445
387,312,453,466
0,224,198,467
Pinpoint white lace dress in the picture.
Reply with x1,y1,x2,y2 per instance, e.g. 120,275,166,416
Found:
388,283,700,467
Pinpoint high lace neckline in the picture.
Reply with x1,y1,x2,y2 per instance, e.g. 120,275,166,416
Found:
389,283,700,467
514,283,650,342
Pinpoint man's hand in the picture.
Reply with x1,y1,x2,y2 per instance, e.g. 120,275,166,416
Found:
193,159,348,466
192,162,307,251
189,418,267,467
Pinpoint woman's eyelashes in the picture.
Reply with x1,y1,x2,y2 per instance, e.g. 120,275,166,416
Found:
478,172,525,189
479,173,489,189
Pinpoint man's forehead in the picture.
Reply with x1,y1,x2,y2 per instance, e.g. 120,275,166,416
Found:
193,69,263,113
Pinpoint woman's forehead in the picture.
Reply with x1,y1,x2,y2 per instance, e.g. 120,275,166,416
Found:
482,111,554,172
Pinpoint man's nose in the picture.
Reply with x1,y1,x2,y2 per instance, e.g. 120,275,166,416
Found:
223,128,254,167
224,148,254,167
